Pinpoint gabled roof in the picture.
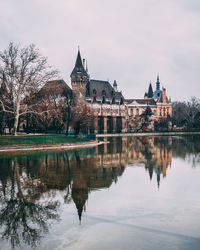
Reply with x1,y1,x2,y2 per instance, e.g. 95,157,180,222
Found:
87,79,124,100
37,79,72,99
70,50,88,77
126,98,157,106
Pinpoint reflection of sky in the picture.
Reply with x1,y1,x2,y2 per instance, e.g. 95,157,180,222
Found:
35,158,200,250
1,136,200,250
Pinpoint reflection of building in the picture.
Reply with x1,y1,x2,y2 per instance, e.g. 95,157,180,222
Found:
0,136,173,223
126,136,172,187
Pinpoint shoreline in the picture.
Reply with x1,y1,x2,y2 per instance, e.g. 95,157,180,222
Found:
0,141,104,153
96,131,200,137
0,131,199,153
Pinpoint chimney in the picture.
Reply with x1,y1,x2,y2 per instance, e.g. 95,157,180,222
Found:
162,88,166,103
83,59,86,69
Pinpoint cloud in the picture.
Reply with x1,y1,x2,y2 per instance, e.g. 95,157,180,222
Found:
0,0,200,101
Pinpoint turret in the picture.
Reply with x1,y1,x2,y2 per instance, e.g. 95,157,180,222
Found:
71,49,88,104
113,80,118,91
156,74,160,91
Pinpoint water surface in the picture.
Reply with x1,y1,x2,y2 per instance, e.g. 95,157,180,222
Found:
0,135,200,250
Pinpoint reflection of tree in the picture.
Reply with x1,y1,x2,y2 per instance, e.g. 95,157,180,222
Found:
0,158,60,249
1,135,199,248
0,198,59,248
171,136,200,167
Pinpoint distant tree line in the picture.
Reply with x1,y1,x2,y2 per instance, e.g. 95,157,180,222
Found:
172,97,200,130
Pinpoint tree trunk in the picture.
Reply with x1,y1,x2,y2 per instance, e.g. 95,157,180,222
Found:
13,102,20,136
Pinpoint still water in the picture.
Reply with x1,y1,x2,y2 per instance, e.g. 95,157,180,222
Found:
0,135,200,250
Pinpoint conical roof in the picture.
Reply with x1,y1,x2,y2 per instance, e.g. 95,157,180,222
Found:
70,50,88,77
147,83,153,98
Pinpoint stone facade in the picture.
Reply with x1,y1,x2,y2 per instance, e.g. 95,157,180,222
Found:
71,50,127,134
70,50,172,133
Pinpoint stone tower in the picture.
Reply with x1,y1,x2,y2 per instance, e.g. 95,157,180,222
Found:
70,49,88,104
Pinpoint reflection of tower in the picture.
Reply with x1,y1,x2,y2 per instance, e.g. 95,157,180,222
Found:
155,167,161,189
148,165,153,180
72,157,89,223
72,187,88,223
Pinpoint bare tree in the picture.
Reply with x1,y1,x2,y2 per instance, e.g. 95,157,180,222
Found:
172,97,200,129
71,104,95,135
184,97,200,127
0,43,58,135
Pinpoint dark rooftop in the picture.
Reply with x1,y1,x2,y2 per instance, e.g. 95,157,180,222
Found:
126,98,156,105
87,79,124,100
70,50,88,77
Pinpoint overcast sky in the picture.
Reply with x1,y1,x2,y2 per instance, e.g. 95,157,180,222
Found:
1,0,200,101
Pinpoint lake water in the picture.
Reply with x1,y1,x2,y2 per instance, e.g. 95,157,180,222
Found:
0,135,200,250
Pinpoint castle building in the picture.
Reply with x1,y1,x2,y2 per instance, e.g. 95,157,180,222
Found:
127,75,172,120
71,49,126,134
70,49,172,133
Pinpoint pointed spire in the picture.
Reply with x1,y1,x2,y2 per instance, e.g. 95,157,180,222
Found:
156,74,160,91
113,80,118,91
70,48,88,77
75,50,83,68
147,82,153,98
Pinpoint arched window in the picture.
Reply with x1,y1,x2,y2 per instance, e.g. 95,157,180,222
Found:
93,89,97,95
102,90,106,96
136,108,139,115
131,109,133,116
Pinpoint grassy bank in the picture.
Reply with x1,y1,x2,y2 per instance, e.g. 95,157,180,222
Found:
0,134,96,146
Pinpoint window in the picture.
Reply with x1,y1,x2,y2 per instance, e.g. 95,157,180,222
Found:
102,90,106,96
167,108,169,115
160,108,162,116
131,109,133,116
153,110,156,115
93,89,97,95
136,108,139,115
